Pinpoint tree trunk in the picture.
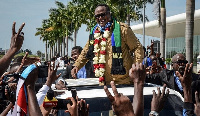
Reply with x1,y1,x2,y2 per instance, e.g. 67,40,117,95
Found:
63,37,65,56
185,0,195,63
49,46,52,60
58,39,60,55
45,40,47,61
60,38,62,57
66,30,68,57
160,7,166,58
53,44,55,57
74,29,77,47
55,40,57,55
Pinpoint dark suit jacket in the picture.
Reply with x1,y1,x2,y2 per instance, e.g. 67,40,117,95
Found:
145,69,200,95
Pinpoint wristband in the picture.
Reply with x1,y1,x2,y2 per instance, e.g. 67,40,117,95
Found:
21,64,37,79
149,111,159,116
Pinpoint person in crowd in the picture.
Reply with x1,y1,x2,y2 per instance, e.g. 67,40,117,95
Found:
0,50,61,115
146,53,200,98
55,53,65,68
24,66,43,116
37,62,61,106
63,46,95,79
71,4,144,85
156,52,165,68
176,63,195,115
147,40,155,56
0,22,25,114
0,22,25,77
149,84,169,116
143,46,152,68
148,54,162,74
63,55,69,66
161,57,167,69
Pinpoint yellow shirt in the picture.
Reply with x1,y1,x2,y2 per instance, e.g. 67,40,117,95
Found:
74,22,144,85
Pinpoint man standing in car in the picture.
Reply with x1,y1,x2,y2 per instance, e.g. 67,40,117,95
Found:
71,4,144,85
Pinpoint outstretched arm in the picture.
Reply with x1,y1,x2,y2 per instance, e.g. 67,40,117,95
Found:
0,22,25,76
176,63,194,115
0,102,14,116
195,91,200,116
37,62,61,106
25,67,42,116
150,84,169,116
129,63,146,116
147,40,154,56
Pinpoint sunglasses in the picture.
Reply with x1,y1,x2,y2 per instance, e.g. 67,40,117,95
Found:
172,60,188,64
94,12,108,19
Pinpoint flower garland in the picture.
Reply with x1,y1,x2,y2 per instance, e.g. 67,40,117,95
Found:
93,28,110,82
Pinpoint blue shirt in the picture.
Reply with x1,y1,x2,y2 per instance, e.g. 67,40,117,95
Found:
77,66,87,79
142,57,152,67
174,72,183,92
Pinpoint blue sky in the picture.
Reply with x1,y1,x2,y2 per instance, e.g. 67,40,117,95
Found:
0,0,199,55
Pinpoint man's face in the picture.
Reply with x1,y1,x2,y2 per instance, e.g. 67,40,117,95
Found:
94,6,111,27
71,49,80,61
172,54,188,75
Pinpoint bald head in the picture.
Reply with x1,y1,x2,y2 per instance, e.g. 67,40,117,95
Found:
172,53,186,63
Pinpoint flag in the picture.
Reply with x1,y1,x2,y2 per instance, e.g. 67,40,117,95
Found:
10,64,37,116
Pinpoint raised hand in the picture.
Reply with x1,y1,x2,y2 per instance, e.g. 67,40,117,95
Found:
195,91,200,116
65,97,78,116
40,104,54,116
104,81,134,116
176,63,193,89
16,52,40,73
71,66,78,79
0,22,25,77
151,84,170,113
10,22,25,52
78,99,89,116
129,63,146,83
45,62,61,87
21,52,40,66
5,83,17,103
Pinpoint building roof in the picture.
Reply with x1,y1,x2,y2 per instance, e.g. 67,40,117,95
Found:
131,9,200,38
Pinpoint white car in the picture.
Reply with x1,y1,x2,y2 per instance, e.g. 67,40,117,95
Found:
55,79,184,116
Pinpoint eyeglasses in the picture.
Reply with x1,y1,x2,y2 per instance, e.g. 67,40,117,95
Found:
94,12,108,19
172,60,188,64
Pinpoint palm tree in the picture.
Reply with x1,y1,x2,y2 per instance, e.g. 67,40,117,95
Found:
49,1,73,57
185,0,195,63
36,0,155,59
160,0,166,58
35,19,53,60
71,0,150,30
67,2,82,47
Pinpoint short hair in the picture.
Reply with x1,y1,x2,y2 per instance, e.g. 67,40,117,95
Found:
96,4,110,13
9,62,21,72
13,56,23,63
72,46,83,54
